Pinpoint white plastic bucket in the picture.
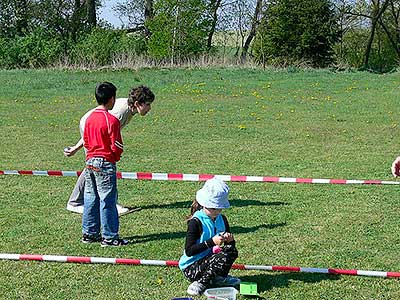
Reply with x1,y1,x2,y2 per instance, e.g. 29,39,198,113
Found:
203,287,238,300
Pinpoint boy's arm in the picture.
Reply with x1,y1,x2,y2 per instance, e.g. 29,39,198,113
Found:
63,138,84,157
110,119,123,162
64,110,89,157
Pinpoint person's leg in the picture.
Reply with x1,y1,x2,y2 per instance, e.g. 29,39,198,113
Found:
184,246,239,285
67,171,85,211
82,161,100,240
183,255,214,284
67,168,131,216
96,160,119,240
209,245,240,286
215,244,238,277
183,256,211,296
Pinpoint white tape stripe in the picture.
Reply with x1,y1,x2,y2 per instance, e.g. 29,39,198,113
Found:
381,181,400,185
346,180,364,184
43,255,68,262
4,170,19,175
214,175,231,181
91,257,117,264
120,172,138,179
279,177,297,183
312,179,331,184
246,176,264,182
140,260,167,266
357,270,387,277
152,173,168,180
62,171,79,177
32,170,49,176
182,174,199,181
0,253,20,260
243,265,273,271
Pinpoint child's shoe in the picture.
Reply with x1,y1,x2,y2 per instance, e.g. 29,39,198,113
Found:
187,281,206,296
100,238,129,247
212,275,241,287
81,233,101,244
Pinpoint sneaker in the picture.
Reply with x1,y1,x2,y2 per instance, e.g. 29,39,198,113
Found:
82,233,101,244
211,275,241,287
117,204,130,215
67,204,84,214
187,281,206,296
100,238,129,247
67,203,132,216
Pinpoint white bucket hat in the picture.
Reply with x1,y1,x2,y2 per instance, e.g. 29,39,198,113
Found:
196,177,230,209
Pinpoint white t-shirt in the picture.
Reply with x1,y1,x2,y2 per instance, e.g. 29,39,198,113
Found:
79,98,133,137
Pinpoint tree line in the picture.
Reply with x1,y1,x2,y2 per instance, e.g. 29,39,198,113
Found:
0,0,399,71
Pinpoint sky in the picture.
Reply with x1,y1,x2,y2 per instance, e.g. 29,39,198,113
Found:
98,0,125,28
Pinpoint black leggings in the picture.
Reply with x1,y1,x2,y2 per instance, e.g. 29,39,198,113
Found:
183,245,238,284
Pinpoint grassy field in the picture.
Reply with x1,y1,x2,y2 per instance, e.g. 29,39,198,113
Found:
0,67,399,299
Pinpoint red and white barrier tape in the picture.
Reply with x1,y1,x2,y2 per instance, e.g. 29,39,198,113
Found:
0,253,399,278
0,169,399,185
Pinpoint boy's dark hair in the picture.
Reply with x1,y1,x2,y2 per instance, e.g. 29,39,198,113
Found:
95,82,117,105
127,85,155,106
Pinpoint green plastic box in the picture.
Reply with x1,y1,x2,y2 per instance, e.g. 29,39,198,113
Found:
239,282,258,296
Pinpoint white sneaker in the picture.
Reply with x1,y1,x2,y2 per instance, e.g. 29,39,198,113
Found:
66,204,84,214
187,281,206,296
116,204,129,215
67,204,129,215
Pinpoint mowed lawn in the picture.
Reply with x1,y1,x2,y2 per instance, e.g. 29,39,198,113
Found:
0,68,399,300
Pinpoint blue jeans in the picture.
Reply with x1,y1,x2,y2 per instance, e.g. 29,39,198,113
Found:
82,157,119,240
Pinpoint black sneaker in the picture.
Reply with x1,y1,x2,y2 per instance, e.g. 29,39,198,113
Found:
100,238,129,247
82,234,101,244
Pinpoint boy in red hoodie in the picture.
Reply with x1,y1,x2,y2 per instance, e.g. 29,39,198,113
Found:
82,82,128,247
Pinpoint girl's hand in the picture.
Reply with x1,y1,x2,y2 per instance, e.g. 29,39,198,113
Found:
212,235,224,246
222,232,234,243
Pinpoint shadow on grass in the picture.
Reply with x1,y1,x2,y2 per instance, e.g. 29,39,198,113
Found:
138,199,287,210
231,223,286,234
238,272,340,297
126,223,286,243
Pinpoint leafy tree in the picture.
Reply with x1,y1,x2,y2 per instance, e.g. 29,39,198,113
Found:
207,0,223,50
0,0,35,38
146,0,211,62
113,0,153,35
253,0,340,67
87,0,97,29
241,0,263,61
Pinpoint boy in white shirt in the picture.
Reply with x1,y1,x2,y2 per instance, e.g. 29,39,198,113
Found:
64,85,155,215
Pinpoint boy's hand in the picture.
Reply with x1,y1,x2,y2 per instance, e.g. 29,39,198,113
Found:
391,156,400,177
64,146,78,157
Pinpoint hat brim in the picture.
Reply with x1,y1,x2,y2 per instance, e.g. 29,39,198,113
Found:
196,189,230,209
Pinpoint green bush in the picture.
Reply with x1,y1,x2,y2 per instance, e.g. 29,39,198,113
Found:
335,28,398,72
70,28,146,66
0,28,64,68
146,0,210,61
253,0,339,67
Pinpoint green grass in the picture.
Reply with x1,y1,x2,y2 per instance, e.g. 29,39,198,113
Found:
0,68,400,299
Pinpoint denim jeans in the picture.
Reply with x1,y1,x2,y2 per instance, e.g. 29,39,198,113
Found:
82,157,119,240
